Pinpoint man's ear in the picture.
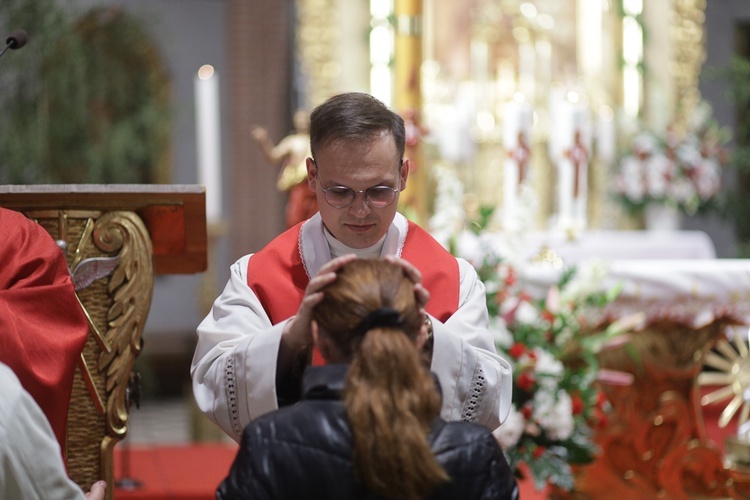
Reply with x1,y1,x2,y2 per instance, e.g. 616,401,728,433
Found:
399,158,410,190
306,157,317,188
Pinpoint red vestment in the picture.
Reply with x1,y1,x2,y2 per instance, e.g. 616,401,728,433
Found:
0,208,89,457
246,220,460,364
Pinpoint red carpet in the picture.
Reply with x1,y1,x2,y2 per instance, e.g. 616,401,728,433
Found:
114,443,238,500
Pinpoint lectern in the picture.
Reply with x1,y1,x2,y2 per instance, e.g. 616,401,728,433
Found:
0,184,207,499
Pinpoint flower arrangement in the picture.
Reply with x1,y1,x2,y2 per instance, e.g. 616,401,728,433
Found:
613,102,730,216
472,247,637,491
427,168,637,490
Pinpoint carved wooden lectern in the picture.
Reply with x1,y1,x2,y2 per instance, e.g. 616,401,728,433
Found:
0,184,207,499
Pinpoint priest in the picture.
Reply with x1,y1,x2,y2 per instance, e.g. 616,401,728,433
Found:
191,92,512,441
0,207,89,458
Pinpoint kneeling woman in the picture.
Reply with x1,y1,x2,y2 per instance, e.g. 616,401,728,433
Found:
217,258,518,500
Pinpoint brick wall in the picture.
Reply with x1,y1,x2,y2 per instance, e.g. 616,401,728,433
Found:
227,0,293,258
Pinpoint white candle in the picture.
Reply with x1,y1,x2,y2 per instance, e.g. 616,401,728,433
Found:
195,64,223,224
556,97,591,232
502,98,533,230
597,105,616,164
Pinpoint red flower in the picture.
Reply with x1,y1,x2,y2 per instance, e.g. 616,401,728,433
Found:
517,372,535,391
571,394,585,416
533,446,546,458
521,404,533,419
542,309,556,323
504,267,517,287
509,342,526,358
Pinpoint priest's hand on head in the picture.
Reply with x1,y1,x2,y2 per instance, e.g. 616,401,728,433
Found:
383,255,430,310
279,254,358,364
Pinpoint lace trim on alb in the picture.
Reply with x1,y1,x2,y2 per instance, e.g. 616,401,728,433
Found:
461,364,486,422
225,355,242,436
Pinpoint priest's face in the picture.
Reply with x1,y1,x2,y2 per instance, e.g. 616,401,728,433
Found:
307,131,408,249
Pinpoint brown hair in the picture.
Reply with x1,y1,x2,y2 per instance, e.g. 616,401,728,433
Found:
308,92,406,161
312,259,449,500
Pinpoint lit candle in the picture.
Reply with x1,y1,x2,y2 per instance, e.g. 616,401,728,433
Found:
502,97,533,230
195,64,222,224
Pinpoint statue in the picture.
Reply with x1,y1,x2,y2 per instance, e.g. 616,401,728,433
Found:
251,110,318,228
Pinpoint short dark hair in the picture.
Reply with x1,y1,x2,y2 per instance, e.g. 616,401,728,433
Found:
309,92,406,160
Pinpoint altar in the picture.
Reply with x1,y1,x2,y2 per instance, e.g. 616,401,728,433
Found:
509,233,750,498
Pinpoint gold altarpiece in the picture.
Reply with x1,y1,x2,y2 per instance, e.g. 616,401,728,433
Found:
294,0,707,231
290,1,750,498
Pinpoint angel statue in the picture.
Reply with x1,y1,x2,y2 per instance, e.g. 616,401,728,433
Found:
251,109,318,228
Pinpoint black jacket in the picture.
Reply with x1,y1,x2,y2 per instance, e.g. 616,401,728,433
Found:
217,365,518,500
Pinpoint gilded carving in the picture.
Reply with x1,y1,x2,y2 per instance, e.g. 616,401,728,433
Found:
672,0,707,134
296,0,339,108
25,208,153,496
568,318,741,498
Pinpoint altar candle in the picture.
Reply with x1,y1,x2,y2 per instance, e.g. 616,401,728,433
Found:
557,98,591,231
195,64,223,224
502,98,533,230
597,105,616,164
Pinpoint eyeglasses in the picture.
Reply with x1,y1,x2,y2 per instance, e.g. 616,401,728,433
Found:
314,160,401,209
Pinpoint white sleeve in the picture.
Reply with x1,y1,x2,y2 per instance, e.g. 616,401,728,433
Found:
430,257,512,431
0,367,86,500
190,255,287,442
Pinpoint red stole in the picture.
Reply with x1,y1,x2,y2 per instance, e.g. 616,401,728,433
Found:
0,208,89,458
247,220,460,363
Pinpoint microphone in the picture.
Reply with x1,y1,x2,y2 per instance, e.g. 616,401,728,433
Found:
0,29,28,60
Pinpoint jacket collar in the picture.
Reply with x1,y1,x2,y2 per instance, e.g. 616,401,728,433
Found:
301,364,444,403
301,365,349,400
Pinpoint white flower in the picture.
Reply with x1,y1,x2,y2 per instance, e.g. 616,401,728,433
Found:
489,315,513,349
532,348,564,389
616,156,646,201
493,405,525,450
644,154,675,198
559,260,608,304
514,300,540,325
533,389,574,440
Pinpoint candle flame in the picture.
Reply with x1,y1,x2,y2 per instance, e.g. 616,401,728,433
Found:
198,64,215,80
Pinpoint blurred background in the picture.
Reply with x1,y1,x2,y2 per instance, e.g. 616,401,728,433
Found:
1,0,749,461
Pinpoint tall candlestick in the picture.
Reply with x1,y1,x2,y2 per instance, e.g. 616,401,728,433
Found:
195,64,222,224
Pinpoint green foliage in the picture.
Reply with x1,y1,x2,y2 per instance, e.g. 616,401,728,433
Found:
0,0,171,184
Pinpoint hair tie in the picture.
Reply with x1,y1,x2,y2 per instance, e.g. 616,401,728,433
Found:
355,307,404,336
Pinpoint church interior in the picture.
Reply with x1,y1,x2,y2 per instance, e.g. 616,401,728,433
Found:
3,0,750,498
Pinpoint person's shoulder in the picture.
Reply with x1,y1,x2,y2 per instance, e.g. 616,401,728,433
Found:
430,419,501,455
242,400,351,450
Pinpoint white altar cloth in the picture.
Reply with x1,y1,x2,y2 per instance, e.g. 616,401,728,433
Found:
517,259,750,328
485,229,717,263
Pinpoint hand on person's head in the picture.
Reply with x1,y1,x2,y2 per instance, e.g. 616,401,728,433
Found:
85,480,106,500
283,254,358,351
383,255,430,309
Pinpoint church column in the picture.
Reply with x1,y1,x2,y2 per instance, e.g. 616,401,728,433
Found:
394,0,427,224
